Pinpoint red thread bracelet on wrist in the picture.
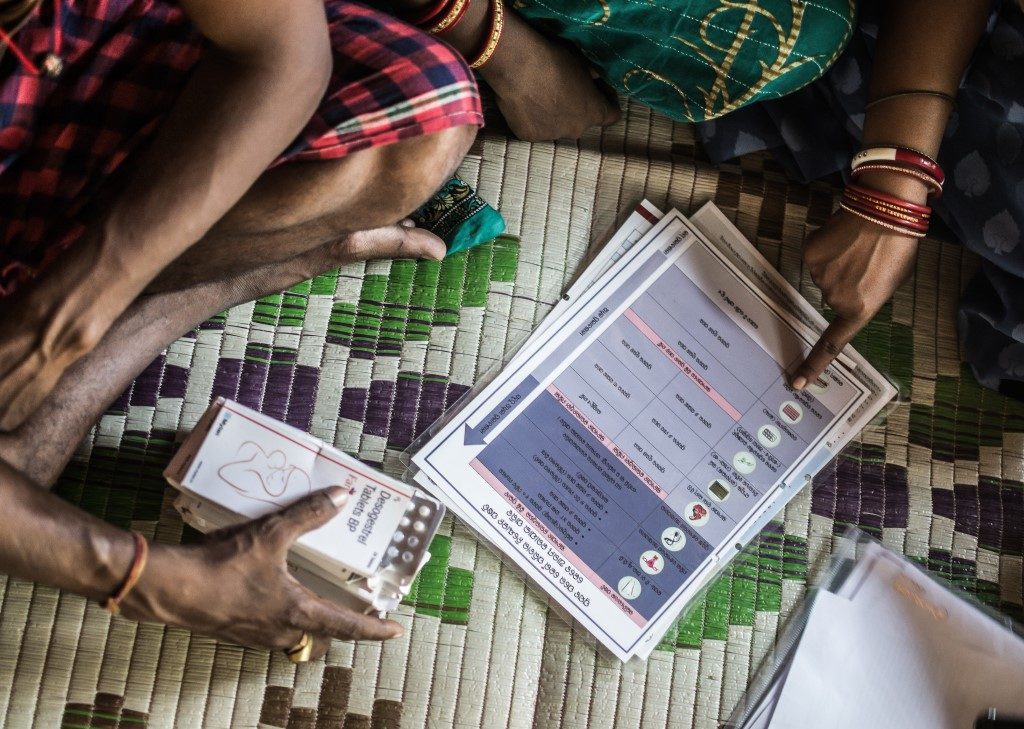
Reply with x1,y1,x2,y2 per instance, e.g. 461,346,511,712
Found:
103,531,149,616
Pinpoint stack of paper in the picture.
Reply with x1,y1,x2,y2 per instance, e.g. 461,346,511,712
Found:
406,202,897,660
736,539,1024,728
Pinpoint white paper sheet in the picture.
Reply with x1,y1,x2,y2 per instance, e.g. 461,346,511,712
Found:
762,541,1024,728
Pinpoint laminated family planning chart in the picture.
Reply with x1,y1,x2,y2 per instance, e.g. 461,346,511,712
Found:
412,207,896,660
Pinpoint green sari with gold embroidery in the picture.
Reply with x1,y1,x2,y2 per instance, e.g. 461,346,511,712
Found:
513,0,855,122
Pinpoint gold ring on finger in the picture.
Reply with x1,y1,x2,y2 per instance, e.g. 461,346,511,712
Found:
285,631,314,663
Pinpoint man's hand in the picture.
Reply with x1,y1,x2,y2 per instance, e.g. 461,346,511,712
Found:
0,0,333,432
430,0,620,142
124,487,401,659
790,210,918,390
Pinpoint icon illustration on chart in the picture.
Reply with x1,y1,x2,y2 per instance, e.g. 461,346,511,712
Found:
661,526,686,551
640,549,664,575
757,424,781,448
780,400,803,425
618,575,642,600
708,479,730,502
686,502,710,527
733,451,756,475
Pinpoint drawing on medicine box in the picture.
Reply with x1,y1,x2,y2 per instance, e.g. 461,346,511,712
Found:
217,441,312,505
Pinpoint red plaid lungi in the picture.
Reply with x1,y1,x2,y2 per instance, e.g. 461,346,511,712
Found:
0,0,483,297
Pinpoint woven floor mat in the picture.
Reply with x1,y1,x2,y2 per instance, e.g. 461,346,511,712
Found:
2,99,1023,729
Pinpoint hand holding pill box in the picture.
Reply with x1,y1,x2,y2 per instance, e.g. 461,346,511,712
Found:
164,398,444,614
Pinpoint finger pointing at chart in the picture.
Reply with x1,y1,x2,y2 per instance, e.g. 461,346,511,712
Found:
789,315,863,391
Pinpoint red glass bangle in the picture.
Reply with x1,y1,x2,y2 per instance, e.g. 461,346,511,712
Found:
845,183,931,215
839,195,929,229
842,194,930,229
405,0,451,26
430,0,470,34
843,188,931,223
468,0,503,69
852,146,944,186
851,162,943,199
839,202,927,238
427,0,469,33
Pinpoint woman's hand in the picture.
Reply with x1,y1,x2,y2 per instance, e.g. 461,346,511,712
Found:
122,487,402,659
790,210,919,389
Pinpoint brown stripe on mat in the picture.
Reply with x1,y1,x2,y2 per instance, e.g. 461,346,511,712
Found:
315,666,352,729
370,699,402,729
260,686,293,727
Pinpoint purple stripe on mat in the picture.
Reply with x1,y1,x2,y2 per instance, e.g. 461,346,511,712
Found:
881,465,909,528
339,387,368,424
977,479,1004,552
983,477,1023,555
109,385,132,415
445,383,470,410
953,484,980,537
130,355,165,408
811,449,909,530
262,351,297,423
364,380,396,438
387,376,422,450
160,364,189,400
210,358,243,403
932,487,955,522
413,379,451,440
285,365,321,432
237,344,271,411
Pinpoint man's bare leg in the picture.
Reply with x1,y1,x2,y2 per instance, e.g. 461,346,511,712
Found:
149,124,475,291
0,124,476,486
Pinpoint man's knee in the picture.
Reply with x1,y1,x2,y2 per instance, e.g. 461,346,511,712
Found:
373,124,478,215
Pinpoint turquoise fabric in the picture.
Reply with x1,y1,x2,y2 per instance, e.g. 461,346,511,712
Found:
513,0,856,122
411,176,507,256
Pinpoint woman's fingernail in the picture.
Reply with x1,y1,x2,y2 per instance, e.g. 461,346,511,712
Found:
327,486,350,508
792,376,807,390
399,218,416,228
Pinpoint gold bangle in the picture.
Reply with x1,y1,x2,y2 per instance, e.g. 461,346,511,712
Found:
865,90,956,111
428,0,468,34
285,631,314,663
468,0,504,69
